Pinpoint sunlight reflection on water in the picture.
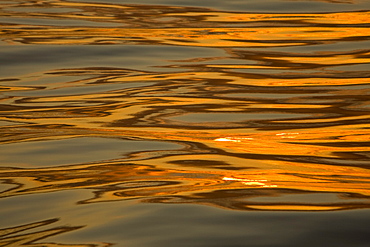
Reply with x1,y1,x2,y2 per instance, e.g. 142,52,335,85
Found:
0,0,370,246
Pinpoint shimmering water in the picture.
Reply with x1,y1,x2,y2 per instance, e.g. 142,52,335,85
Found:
1,0,370,246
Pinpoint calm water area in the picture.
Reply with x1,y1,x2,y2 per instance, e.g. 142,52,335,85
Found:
1,0,370,246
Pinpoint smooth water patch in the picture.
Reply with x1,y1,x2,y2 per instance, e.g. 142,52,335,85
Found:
0,137,181,167
74,0,370,12
3,189,369,247
10,82,152,97
0,45,224,77
45,203,370,247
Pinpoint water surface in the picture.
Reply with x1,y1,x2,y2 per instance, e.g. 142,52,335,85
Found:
1,0,370,246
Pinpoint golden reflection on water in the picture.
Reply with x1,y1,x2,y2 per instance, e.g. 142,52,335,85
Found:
1,1,370,47
0,0,370,221
1,125,369,211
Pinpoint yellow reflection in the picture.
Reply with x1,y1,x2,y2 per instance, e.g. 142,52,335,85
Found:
213,129,370,158
223,177,277,187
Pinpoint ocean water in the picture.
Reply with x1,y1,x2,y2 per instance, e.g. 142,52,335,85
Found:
0,0,370,246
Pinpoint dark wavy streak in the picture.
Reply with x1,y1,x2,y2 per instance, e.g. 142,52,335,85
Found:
144,188,370,212
227,49,370,70
0,218,109,247
188,142,370,169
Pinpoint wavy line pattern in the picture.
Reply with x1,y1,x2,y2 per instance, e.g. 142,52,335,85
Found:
0,0,370,228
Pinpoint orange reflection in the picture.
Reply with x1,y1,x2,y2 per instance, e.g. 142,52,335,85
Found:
1,1,369,47
2,26,369,47
0,0,370,212
1,124,370,211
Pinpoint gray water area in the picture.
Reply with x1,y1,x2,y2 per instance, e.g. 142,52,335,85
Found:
1,189,369,247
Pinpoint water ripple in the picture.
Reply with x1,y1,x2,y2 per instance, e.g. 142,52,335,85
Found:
0,0,369,216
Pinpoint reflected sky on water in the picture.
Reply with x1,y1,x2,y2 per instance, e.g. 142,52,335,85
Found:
0,0,370,246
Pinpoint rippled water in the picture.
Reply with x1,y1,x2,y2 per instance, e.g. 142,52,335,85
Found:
1,0,370,246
